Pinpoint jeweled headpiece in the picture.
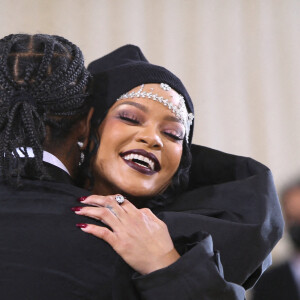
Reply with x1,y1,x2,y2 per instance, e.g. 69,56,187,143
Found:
117,83,194,143
88,45,195,144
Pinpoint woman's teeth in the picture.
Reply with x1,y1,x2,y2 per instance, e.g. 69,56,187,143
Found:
123,153,155,171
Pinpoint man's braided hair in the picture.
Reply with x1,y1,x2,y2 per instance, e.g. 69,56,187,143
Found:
0,34,91,182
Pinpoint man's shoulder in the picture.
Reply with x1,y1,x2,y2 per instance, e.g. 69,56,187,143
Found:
0,176,89,200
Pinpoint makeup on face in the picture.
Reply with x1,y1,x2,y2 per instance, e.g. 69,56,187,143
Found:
113,101,185,142
116,83,193,143
92,83,184,198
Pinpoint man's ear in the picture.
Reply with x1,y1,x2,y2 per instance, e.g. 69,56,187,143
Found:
77,107,94,149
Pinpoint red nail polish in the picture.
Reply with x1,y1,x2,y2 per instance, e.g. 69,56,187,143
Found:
78,196,88,202
76,223,88,228
71,206,82,212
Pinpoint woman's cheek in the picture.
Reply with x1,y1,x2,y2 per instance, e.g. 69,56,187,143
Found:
170,144,183,169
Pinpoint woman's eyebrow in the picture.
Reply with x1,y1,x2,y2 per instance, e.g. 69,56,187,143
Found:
114,101,148,112
164,115,182,123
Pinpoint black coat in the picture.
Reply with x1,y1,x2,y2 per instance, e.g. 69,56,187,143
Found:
0,145,283,299
252,262,299,300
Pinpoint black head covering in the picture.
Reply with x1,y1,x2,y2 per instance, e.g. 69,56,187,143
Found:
87,45,194,142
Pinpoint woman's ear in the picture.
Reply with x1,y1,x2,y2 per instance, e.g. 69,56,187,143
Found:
77,108,94,149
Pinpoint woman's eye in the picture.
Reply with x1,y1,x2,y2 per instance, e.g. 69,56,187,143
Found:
119,112,140,124
164,131,184,141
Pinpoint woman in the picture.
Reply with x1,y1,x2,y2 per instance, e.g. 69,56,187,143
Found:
70,45,284,299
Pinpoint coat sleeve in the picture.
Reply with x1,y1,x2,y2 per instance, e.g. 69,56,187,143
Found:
131,232,245,300
152,145,284,289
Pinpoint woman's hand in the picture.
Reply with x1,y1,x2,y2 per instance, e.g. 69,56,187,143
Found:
73,195,180,275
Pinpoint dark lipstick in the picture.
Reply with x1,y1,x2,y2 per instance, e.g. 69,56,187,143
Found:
120,149,161,175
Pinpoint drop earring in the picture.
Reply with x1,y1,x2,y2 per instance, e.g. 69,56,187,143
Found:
77,141,85,166
77,141,84,148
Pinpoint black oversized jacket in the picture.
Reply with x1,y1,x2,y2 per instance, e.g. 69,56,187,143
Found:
0,145,283,299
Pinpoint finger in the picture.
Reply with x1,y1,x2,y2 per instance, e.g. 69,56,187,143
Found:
120,199,138,215
78,224,117,248
81,195,128,217
80,194,126,209
80,194,137,216
74,206,121,230
79,195,116,206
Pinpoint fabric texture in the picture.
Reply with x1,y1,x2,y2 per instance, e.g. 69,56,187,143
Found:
154,144,284,289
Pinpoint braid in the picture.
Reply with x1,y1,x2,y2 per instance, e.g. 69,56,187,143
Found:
0,36,18,90
0,102,22,175
21,103,45,171
0,34,91,183
31,37,55,88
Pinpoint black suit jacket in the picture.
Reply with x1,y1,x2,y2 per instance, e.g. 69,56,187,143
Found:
0,163,121,299
252,262,300,300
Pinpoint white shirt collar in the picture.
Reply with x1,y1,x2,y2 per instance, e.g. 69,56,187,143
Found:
16,147,70,175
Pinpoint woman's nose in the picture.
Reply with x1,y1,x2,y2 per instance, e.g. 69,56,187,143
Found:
135,127,163,149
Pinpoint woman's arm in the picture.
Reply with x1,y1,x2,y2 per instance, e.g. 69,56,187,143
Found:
153,145,284,289
74,195,246,300
131,233,246,300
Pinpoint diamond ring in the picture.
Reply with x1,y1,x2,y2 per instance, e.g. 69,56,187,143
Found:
115,194,125,205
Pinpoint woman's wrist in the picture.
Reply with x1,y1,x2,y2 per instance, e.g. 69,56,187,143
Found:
141,248,181,275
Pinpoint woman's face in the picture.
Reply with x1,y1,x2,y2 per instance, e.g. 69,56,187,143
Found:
92,83,185,198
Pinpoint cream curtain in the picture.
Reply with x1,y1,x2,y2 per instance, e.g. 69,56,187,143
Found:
1,0,299,263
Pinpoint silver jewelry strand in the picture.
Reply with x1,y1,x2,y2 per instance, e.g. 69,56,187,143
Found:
117,84,194,143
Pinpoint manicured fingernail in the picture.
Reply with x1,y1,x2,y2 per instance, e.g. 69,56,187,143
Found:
78,196,88,202
71,206,83,212
76,223,88,228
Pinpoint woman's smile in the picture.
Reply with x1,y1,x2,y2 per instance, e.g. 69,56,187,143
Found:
120,148,161,174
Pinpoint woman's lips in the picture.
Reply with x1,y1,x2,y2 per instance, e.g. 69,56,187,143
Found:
120,149,161,175
121,158,157,175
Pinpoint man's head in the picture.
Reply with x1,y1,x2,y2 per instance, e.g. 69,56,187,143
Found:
0,34,91,181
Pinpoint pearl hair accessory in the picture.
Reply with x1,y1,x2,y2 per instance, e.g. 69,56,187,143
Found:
117,83,194,143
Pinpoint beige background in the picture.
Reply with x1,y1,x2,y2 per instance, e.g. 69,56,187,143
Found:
1,0,299,294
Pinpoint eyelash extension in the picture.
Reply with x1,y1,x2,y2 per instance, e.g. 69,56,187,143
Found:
164,132,184,141
118,112,140,124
